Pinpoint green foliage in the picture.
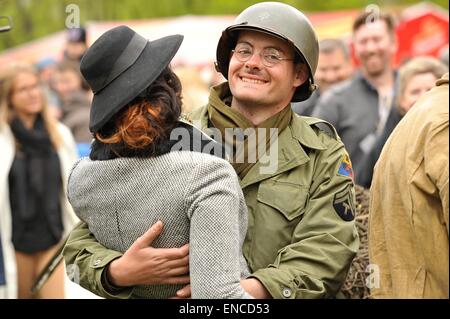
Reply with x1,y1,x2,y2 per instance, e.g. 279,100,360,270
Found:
0,0,448,51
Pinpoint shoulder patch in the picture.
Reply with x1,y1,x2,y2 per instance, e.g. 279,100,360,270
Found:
337,153,353,179
302,117,338,139
333,184,356,221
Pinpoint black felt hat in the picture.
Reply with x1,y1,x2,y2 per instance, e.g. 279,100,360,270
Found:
80,25,183,133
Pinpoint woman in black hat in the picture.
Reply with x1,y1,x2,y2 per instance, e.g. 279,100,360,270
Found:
66,26,252,299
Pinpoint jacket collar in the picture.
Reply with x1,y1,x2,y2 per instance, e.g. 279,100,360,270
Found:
356,70,399,93
238,113,327,188
204,83,326,150
436,72,449,86
192,82,327,188
290,114,326,151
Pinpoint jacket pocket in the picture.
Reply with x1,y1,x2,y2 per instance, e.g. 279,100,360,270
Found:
257,180,309,221
249,180,310,270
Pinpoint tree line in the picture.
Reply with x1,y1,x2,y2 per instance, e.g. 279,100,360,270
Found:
0,0,447,51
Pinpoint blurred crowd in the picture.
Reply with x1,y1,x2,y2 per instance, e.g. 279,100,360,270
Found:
0,6,448,299
2,17,448,164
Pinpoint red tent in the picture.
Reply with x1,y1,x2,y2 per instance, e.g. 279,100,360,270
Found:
395,2,449,65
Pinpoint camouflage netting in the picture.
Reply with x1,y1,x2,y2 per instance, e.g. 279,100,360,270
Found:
340,184,371,299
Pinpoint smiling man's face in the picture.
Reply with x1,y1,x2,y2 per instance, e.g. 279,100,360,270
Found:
353,20,397,78
228,30,307,113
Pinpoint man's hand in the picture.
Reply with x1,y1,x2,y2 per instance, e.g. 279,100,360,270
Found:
107,221,190,287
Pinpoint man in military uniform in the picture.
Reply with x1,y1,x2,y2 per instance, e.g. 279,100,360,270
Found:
369,73,449,298
63,2,359,299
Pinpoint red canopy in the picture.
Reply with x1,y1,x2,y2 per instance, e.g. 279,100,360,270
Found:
395,3,449,65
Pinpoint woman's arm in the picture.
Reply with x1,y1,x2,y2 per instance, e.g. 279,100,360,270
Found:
186,158,253,299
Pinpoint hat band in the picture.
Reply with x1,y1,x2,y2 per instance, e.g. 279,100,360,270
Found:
92,33,148,94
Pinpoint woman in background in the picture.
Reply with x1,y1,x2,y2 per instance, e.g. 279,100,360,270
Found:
0,63,78,298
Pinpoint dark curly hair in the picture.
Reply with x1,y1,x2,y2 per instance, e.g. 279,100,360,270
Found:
93,66,182,158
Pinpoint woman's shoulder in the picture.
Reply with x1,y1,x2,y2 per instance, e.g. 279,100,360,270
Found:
56,121,78,145
170,121,228,160
169,150,232,169
56,121,72,135
0,122,12,138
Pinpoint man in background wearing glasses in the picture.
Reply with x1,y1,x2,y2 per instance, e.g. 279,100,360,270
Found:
64,2,359,299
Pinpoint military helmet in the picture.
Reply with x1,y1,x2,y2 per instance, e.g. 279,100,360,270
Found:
216,2,319,102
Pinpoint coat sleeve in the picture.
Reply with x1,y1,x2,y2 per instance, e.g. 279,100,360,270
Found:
62,221,132,299
250,133,359,298
368,159,393,298
424,118,449,235
185,158,253,299
58,123,81,235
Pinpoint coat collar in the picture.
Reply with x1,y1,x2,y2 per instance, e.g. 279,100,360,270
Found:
436,72,449,86
290,114,326,151
238,113,326,188
190,84,328,188
196,83,327,151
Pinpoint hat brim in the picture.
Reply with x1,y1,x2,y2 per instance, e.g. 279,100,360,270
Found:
89,34,183,133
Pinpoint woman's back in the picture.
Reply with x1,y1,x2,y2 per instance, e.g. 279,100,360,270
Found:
68,150,250,299
67,26,252,299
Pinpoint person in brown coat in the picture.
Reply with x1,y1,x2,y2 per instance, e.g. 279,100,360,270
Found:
369,73,449,298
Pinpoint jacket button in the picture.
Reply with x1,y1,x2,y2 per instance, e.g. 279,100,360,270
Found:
282,287,292,298
93,259,101,267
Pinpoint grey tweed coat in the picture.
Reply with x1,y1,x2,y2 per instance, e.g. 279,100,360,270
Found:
67,150,252,299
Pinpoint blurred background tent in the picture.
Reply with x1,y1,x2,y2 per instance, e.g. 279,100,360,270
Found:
0,1,448,71
396,2,448,64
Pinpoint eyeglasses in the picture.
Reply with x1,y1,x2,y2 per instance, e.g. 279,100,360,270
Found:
231,45,294,67
13,83,42,96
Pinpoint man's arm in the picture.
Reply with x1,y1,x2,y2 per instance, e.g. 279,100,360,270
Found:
63,222,129,298
424,118,449,235
249,135,359,299
63,221,190,299
176,135,360,300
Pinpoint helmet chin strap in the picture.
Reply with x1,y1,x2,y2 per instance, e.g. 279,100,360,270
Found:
214,61,221,73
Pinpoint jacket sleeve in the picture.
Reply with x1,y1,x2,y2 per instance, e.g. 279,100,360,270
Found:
58,123,81,235
185,158,252,299
62,221,132,299
424,118,449,235
251,134,359,299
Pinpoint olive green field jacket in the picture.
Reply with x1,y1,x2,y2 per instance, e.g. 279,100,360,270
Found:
63,88,359,299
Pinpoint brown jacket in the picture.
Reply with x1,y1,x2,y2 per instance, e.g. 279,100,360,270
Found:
369,73,449,298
